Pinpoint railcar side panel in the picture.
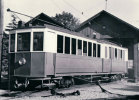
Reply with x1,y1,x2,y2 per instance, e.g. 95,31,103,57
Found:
14,53,31,76
9,53,15,76
31,52,45,77
111,59,127,73
103,59,111,72
55,53,102,75
45,52,55,75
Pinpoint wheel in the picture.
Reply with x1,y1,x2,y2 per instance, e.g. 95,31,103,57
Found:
116,74,122,80
60,77,74,88
14,79,19,89
51,89,56,95
24,79,29,88
110,76,115,82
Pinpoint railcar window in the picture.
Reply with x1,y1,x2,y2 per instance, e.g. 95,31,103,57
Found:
105,47,107,58
72,38,76,54
65,37,70,54
78,39,82,55
57,35,63,53
33,32,43,51
97,44,101,57
83,41,87,56
115,48,117,59
121,50,122,59
109,47,111,59
17,32,30,51
111,48,114,59
122,50,125,60
118,49,120,59
88,42,92,56
10,34,15,52
93,43,96,57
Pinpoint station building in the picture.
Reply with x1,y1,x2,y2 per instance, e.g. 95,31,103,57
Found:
75,10,139,82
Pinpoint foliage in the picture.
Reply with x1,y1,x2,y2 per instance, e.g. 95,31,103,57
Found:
1,33,9,71
6,14,18,29
1,15,17,76
53,11,80,30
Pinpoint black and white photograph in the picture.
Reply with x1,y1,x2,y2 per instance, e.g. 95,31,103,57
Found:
0,0,139,100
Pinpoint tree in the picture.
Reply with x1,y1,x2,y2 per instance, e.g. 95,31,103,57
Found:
53,11,80,30
1,14,18,79
6,14,18,30
1,33,9,74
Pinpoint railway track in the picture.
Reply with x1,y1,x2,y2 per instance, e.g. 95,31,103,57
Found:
1,78,124,99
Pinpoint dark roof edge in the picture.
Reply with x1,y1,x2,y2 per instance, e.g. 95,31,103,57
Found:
103,10,139,31
75,10,139,31
25,12,71,30
75,10,104,31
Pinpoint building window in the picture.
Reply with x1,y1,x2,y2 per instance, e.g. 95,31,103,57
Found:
33,32,43,51
88,42,92,56
115,48,117,59
97,44,101,57
93,43,96,57
17,32,31,51
57,35,63,53
83,41,87,56
78,39,82,55
65,36,70,54
10,34,15,52
72,38,76,54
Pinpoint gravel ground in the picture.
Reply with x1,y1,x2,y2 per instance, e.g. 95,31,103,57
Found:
1,79,139,100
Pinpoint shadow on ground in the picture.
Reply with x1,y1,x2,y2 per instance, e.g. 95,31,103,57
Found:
113,85,139,92
88,95,139,100
1,79,139,100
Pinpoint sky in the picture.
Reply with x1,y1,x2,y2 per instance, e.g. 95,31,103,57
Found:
3,0,139,30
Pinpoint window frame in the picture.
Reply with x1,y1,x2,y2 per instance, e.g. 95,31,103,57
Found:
65,36,70,54
33,32,44,51
57,35,64,53
10,33,15,52
115,48,117,59
17,32,31,52
77,39,82,55
97,44,101,58
83,41,87,56
71,38,76,55
93,43,96,57
88,42,92,56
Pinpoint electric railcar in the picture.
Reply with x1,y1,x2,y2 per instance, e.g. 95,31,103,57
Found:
9,24,128,89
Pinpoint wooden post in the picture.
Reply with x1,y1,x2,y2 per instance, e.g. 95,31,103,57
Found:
133,39,138,82
0,0,3,84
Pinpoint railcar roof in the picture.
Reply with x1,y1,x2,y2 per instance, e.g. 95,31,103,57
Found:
10,25,126,48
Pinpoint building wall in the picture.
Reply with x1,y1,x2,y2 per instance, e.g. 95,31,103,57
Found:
78,25,101,39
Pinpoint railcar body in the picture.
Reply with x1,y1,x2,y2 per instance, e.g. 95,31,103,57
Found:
9,25,128,89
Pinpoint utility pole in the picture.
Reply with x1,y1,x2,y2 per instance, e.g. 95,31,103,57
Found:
0,0,4,84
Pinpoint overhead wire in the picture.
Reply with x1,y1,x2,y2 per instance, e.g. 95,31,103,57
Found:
8,1,122,38
61,0,118,37
83,1,104,13
62,0,83,15
7,9,69,29
51,0,63,12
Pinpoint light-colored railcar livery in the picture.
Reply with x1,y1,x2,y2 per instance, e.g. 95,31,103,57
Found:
9,24,128,89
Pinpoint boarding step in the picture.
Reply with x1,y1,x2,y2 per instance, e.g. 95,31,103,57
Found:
29,77,51,81
36,83,56,89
